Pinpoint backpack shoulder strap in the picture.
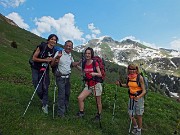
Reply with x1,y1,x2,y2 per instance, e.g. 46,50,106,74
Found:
136,74,141,87
126,76,129,86
38,42,47,50
93,59,97,72
82,60,86,71
52,47,56,56
38,42,47,58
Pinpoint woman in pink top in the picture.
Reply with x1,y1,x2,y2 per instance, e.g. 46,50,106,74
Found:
76,47,102,121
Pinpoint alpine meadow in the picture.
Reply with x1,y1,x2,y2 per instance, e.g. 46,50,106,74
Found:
0,14,180,135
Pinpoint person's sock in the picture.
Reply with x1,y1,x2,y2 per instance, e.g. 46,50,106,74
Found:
80,111,84,114
134,125,138,129
137,128,141,132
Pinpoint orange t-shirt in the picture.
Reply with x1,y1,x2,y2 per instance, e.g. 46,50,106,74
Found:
128,77,142,95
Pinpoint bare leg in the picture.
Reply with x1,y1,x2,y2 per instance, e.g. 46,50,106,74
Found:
129,115,138,127
137,115,142,129
78,90,91,111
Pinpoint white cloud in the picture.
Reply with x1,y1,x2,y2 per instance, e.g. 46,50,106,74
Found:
120,36,136,42
6,12,29,29
0,0,26,7
88,23,101,35
85,34,91,40
142,41,157,49
91,34,97,39
5,12,101,45
32,13,85,44
85,23,101,40
31,29,40,36
170,39,180,50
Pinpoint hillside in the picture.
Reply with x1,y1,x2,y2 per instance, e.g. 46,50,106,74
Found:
0,14,180,135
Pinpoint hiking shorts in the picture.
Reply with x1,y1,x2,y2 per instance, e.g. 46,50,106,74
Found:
84,83,102,96
128,97,144,116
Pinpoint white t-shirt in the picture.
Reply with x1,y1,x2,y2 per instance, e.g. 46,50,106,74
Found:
54,50,74,75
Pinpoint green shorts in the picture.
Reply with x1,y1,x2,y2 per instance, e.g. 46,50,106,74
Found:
83,83,102,96
128,97,144,116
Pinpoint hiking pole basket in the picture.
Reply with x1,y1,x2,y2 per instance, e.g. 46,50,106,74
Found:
22,64,49,117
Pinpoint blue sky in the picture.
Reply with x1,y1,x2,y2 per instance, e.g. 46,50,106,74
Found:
0,0,180,50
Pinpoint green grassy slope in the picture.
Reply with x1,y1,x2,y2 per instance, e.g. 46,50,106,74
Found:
0,17,180,135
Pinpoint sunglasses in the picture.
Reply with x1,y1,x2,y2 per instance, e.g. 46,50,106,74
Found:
128,68,136,70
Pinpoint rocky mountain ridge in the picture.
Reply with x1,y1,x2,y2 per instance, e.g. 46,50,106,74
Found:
74,36,180,96
74,36,180,76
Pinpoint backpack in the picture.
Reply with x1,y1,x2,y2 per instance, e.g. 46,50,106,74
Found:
29,42,47,68
127,73,148,97
137,73,148,94
82,56,106,83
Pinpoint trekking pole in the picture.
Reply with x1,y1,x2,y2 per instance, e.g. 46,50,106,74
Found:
112,68,121,121
53,76,57,119
22,64,48,117
93,84,102,129
128,95,137,135
129,98,134,135
112,84,118,121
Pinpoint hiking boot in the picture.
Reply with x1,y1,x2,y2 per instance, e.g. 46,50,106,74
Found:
76,111,84,118
92,113,101,121
135,130,141,135
42,105,48,114
132,128,137,134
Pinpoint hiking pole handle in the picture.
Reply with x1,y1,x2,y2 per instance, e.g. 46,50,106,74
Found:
133,92,139,102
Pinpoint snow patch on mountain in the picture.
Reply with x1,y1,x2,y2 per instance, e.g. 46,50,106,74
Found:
170,50,180,57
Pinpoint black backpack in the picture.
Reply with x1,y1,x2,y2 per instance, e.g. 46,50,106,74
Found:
29,42,47,68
